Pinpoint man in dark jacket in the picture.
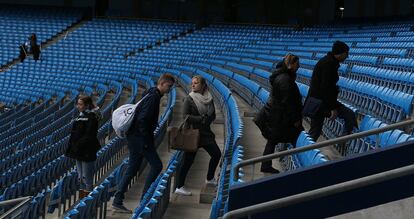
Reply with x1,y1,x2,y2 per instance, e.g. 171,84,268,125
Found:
112,73,175,213
307,41,357,141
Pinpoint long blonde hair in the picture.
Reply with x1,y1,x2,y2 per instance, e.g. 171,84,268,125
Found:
284,53,299,70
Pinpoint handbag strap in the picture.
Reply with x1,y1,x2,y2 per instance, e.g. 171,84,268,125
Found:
179,115,194,130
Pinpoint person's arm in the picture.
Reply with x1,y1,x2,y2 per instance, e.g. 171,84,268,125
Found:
320,65,340,110
204,101,216,125
278,75,302,124
183,96,203,126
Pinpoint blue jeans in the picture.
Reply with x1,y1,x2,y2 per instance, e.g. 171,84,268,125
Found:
76,160,95,191
113,135,162,205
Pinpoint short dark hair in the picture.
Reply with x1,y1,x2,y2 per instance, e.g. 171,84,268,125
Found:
332,41,349,55
158,73,176,85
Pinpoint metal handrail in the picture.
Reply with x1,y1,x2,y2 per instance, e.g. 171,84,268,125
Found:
233,119,414,181
223,163,414,219
0,196,32,219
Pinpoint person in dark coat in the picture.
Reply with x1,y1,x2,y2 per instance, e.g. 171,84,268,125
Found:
19,43,28,62
255,54,304,173
112,73,175,213
306,41,357,141
174,75,222,196
65,96,101,198
29,33,41,61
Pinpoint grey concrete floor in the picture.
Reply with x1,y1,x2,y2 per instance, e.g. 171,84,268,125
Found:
230,93,282,182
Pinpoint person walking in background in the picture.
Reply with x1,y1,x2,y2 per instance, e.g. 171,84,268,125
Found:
306,41,357,141
254,54,304,174
174,75,222,196
65,96,101,199
19,43,28,62
112,73,175,213
29,33,41,61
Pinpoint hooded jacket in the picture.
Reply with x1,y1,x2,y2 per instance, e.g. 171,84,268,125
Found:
255,61,303,143
66,109,101,162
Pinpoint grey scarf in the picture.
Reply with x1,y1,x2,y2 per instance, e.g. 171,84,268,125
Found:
189,91,213,116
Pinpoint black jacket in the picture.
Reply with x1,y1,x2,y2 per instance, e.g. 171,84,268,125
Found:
308,52,342,111
183,95,216,147
255,62,303,144
127,87,162,146
30,43,40,60
66,110,101,162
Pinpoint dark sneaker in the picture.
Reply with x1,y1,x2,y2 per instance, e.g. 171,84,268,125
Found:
260,167,280,174
112,203,132,214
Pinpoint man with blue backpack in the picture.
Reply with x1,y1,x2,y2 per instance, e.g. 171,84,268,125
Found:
112,73,175,213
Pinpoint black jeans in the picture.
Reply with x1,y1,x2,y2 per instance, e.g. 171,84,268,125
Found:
113,136,162,205
177,142,221,188
309,104,357,141
261,123,303,169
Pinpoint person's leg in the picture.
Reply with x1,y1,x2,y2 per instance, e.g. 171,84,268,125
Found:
75,160,84,190
176,151,197,188
309,109,325,141
202,143,221,181
261,140,277,170
82,161,95,192
337,105,358,136
113,139,143,206
140,146,163,199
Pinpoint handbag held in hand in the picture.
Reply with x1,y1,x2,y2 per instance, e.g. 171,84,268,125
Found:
168,116,199,152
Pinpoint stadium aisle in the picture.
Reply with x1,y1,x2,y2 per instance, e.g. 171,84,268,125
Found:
162,86,225,219
105,87,170,218
105,86,220,219
231,93,279,180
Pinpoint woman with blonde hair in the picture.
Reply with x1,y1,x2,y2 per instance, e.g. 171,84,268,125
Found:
255,53,304,173
175,75,222,196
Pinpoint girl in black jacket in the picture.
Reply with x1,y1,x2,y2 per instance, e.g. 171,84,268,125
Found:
175,75,222,196
65,96,101,198
259,54,304,173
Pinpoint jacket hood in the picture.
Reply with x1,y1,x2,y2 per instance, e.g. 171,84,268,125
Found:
269,61,288,84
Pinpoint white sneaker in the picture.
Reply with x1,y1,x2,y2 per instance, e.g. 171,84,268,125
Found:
175,186,192,196
205,178,217,186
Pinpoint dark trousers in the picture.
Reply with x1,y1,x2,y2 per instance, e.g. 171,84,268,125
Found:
113,136,162,205
261,141,278,169
309,104,357,141
177,142,221,188
261,126,302,169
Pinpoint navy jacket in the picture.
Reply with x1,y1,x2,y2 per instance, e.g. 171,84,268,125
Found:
127,87,162,146
308,52,342,111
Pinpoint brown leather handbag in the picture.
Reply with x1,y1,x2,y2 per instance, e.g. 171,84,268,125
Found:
168,116,199,152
